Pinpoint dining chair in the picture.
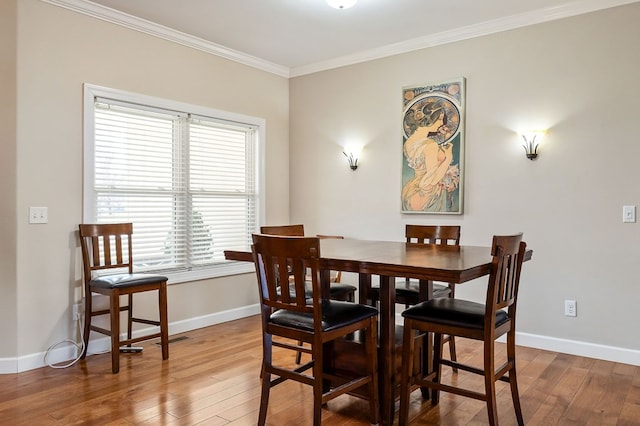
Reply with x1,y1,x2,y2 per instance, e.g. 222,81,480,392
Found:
78,223,169,374
398,233,527,426
260,225,357,365
260,225,356,302
252,233,379,426
368,224,461,370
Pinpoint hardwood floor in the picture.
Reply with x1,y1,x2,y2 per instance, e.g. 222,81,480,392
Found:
1,315,638,425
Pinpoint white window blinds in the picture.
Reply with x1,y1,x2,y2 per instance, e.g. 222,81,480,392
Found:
85,86,261,281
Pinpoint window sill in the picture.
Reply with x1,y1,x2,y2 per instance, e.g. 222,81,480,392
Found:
163,262,255,285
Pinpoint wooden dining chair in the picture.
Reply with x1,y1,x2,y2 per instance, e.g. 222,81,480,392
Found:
252,234,379,426
261,225,357,364
368,224,461,370
260,225,356,302
78,223,169,374
398,233,527,426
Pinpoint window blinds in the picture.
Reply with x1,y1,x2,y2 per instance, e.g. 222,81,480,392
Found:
92,98,258,277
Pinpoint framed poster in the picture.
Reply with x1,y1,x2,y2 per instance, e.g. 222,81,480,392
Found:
401,78,465,214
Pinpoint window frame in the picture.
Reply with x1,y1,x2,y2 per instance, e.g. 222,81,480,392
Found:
83,83,264,283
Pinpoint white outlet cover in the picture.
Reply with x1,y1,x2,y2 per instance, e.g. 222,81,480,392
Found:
623,205,636,223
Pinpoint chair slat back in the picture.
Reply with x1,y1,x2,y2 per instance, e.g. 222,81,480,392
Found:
405,225,460,246
79,224,134,283
252,234,321,315
260,224,305,236
486,233,526,317
316,234,344,282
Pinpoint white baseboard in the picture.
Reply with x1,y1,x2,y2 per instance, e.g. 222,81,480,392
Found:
512,332,640,366
0,304,260,374
396,313,640,367
3,306,637,374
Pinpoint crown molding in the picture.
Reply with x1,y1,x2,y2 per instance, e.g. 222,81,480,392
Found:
42,0,638,79
290,0,640,77
40,0,291,78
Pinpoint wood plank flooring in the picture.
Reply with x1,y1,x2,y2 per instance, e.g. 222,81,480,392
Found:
1,315,638,425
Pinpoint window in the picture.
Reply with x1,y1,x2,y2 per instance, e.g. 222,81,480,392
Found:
83,84,263,282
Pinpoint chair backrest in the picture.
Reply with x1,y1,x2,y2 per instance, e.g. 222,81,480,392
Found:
260,224,304,236
78,223,134,284
405,224,460,246
486,233,527,326
252,234,322,316
316,234,344,282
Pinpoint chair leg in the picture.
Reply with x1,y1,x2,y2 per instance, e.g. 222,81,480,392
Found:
258,334,272,426
312,339,323,426
295,342,304,364
159,283,169,360
366,316,379,425
420,331,431,399
507,331,524,425
446,334,458,373
127,293,133,345
399,320,415,426
110,291,121,374
445,285,458,373
484,339,499,426
431,333,443,405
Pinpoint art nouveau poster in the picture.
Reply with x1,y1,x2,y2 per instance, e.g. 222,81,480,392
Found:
401,78,465,214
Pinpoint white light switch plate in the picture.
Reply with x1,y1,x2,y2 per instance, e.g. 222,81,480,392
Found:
29,206,48,224
623,205,636,223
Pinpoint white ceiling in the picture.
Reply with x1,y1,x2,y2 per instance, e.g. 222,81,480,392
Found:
52,0,638,77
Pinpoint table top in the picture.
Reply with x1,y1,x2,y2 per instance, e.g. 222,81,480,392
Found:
224,237,532,284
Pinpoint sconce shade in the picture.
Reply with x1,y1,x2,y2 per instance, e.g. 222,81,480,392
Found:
343,151,358,170
520,131,544,160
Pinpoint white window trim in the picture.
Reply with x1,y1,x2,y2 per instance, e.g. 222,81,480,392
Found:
83,83,264,283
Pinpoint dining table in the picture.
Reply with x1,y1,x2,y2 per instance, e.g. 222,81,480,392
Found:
224,237,532,425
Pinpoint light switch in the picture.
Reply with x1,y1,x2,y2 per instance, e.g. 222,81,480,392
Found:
29,206,48,224
623,205,636,223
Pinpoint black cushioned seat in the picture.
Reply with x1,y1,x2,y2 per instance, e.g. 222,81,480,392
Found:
402,298,508,330
90,273,169,289
277,282,357,301
271,300,378,332
328,283,358,300
375,281,451,301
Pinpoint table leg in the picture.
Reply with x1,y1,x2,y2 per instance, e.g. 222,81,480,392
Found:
358,273,372,305
320,269,331,299
419,279,434,399
378,275,395,426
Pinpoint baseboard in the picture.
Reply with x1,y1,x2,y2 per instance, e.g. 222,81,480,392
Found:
0,304,260,374
512,332,640,366
396,313,640,367
3,306,637,374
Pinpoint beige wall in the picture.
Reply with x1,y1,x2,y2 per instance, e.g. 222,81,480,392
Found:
6,0,289,362
290,4,640,352
5,0,640,369
0,0,18,359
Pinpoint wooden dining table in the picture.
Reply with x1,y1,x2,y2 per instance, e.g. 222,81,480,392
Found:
224,237,532,425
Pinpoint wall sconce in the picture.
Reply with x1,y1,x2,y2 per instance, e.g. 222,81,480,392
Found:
519,131,545,160
343,151,359,170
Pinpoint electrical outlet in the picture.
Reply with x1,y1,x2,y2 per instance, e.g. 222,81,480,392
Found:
564,299,577,317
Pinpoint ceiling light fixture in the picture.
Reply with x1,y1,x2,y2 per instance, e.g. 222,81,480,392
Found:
326,0,357,10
